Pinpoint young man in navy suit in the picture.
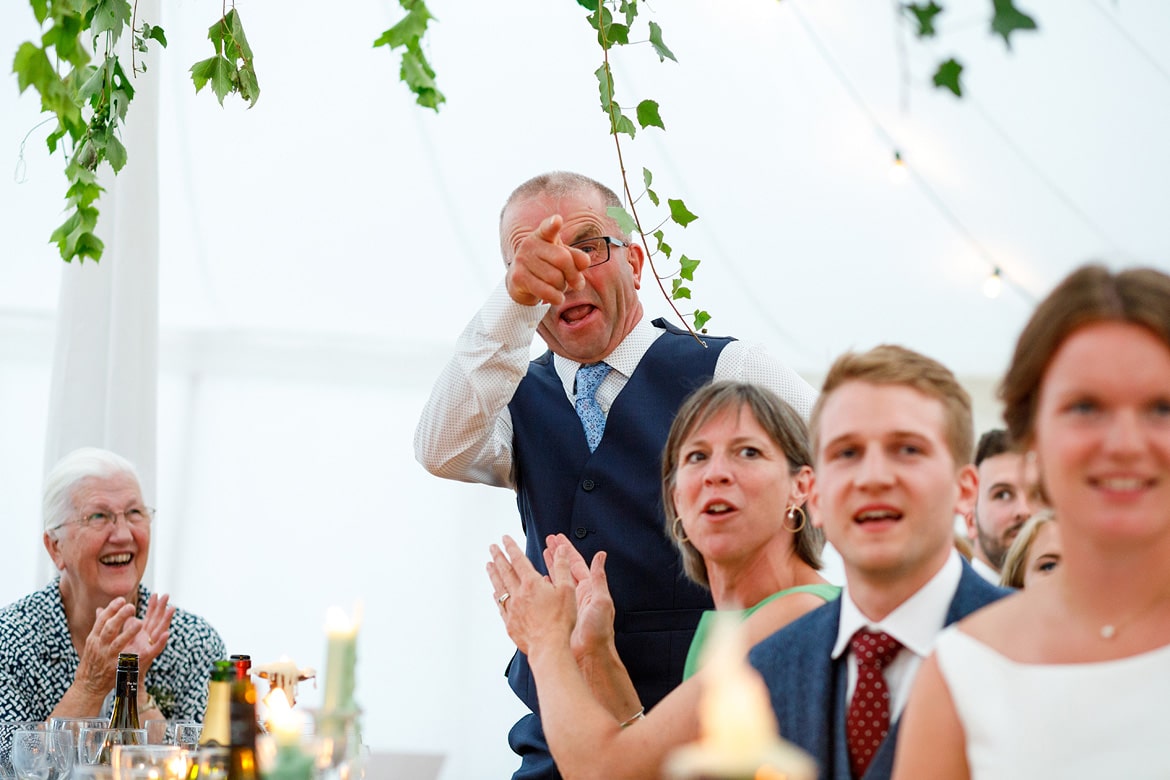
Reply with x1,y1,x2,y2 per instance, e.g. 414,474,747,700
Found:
749,344,1009,780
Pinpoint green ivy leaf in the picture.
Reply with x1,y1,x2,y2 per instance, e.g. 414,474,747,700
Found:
693,310,711,331
145,24,167,47
607,206,637,236
932,57,963,96
576,0,598,11
636,99,664,130
189,56,235,105
671,279,691,299
227,9,254,61
594,64,614,112
647,21,677,63
13,42,54,94
618,0,637,27
76,61,106,103
991,0,1038,48
668,198,698,227
373,4,433,49
903,2,943,37
31,0,49,24
90,0,132,43
652,229,671,258
613,111,637,139
105,134,127,172
400,45,445,109
599,23,629,48
43,12,90,69
679,255,700,281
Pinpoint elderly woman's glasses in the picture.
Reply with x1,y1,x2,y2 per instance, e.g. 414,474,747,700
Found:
569,236,627,267
63,507,156,531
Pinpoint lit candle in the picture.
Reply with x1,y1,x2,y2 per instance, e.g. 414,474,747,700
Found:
264,690,314,780
664,615,816,780
322,604,361,715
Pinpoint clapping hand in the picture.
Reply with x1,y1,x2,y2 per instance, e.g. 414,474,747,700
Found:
487,535,578,656
543,534,616,661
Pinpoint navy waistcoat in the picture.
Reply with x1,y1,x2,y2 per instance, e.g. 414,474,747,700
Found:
507,319,732,712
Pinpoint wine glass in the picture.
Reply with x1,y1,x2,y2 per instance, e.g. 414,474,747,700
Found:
0,723,46,780
10,729,72,780
190,748,230,780
167,723,200,752
69,767,114,780
109,745,185,780
76,730,145,767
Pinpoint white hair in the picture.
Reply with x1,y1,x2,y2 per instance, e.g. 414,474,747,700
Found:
43,447,141,532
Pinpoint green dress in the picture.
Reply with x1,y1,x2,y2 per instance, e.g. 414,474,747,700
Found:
682,583,842,680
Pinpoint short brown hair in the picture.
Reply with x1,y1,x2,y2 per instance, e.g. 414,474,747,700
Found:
662,381,824,588
810,345,974,467
1000,264,1170,448
498,171,625,259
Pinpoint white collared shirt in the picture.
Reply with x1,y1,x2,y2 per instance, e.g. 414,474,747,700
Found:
831,550,963,720
970,555,1002,586
414,281,817,488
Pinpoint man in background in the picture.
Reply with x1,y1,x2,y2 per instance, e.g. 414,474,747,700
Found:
965,428,1040,584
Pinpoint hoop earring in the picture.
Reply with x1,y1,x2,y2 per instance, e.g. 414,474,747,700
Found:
672,516,690,543
783,506,807,534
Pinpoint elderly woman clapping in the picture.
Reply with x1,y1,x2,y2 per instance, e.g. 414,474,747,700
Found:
0,448,225,722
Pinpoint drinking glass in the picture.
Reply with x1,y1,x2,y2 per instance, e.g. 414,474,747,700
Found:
167,724,200,752
0,723,46,780
76,731,145,767
69,767,113,780
10,730,72,780
109,745,186,780
141,720,166,748
190,748,229,780
44,722,102,762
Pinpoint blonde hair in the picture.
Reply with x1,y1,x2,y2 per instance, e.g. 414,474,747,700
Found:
999,510,1057,589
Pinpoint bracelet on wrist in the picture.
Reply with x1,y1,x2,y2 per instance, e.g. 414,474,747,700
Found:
619,708,645,728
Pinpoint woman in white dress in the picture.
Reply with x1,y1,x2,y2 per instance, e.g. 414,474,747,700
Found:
893,264,1170,780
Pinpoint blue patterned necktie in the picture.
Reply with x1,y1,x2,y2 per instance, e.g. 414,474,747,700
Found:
575,362,612,452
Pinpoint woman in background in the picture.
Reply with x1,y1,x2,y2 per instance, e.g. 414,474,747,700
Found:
998,511,1061,589
0,448,225,722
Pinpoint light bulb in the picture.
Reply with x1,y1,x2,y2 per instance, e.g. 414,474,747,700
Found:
983,268,1003,299
888,151,908,184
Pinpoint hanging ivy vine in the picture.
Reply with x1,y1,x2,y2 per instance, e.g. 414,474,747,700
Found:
11,0,1039,295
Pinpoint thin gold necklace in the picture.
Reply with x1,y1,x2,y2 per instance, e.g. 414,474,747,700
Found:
1096,581,1170,640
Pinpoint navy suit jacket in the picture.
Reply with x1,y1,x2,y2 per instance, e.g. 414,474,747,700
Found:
748,560,1009,780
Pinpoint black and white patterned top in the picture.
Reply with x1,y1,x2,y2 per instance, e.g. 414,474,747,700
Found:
0,580,226,722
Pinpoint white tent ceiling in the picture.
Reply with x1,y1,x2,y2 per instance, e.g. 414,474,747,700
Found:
4,0,1168,376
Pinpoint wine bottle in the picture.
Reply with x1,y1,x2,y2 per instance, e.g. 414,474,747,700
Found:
199,660,234,747
108,653,141,729
230,654,252,681
100,653,143,764
228,673,260,779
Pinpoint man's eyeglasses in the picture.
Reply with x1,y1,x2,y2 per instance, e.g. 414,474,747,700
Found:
569,236,628,267
58,507,156,531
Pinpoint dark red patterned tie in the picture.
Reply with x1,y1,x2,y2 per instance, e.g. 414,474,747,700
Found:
846,629,903,779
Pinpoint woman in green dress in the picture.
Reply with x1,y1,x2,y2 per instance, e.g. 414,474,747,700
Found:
488,381,839,779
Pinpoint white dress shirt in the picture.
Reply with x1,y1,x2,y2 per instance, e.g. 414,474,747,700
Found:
831,550,963,720
970,555,1002,586
414,281,817,488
